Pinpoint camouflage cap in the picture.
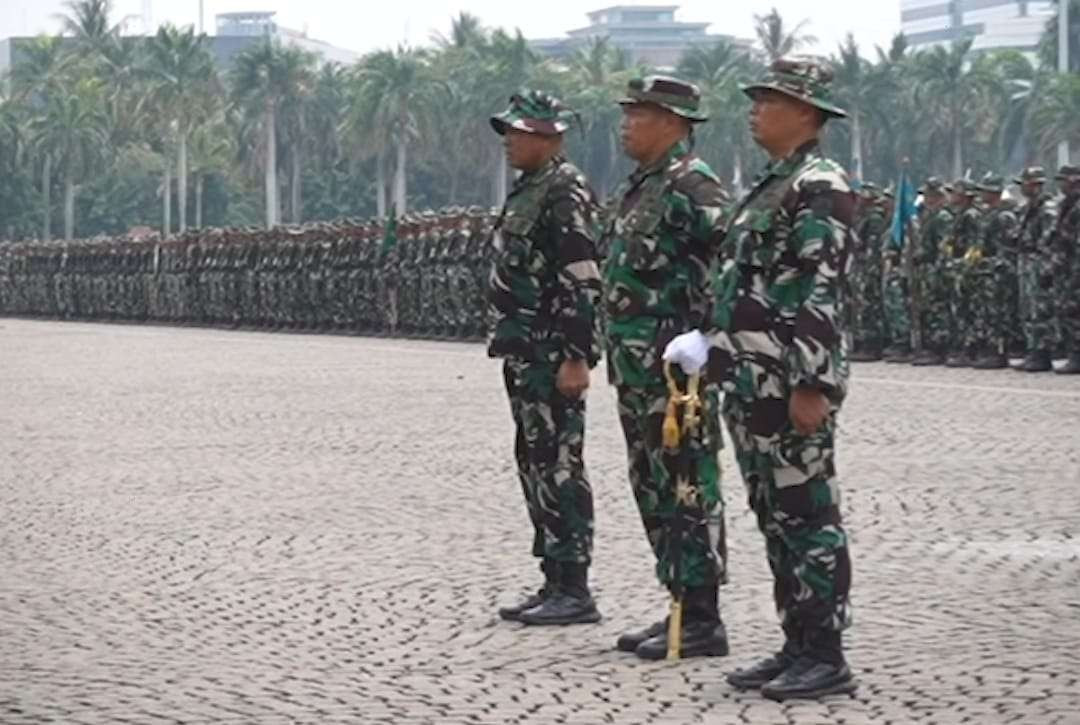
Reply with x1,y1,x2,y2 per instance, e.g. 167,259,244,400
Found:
490,90,576,136
617,75,707,122
1055,164,1080,181
920,176,947,194
976,172,1005,193
741,57,847,119
858,181,881,198
1013,166,1047,185
955,179,979,196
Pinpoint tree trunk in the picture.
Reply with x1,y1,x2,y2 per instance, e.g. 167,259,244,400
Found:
195,173,203,228
291,141,302,223
63,175,75,241
42,153,52,242
376,152,387,218
163,162,171,237
851,111,864,180
952,118,963,179
393,138,407,214
492,148,508,205
265,101,278,228
178,130,188,232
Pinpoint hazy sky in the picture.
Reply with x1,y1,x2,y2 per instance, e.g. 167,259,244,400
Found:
2,1,901,58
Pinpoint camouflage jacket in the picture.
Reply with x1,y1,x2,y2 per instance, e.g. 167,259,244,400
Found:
706,140,854,405
1017,194,1057,254
1051,193,1080,268
916,205,954,269
486,154,602,366
601,139,728,388
978,204,1019,260
950,203,984,259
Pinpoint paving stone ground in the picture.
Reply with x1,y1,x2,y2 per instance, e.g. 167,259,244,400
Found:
2,318,1080,725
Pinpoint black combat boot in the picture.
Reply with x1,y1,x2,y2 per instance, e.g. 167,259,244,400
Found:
911,349,944,366
944,349,972,367
616,618,668,652
498,560,557,622
884,346,914,364
848,347,882,363
727,621,802,690
518,563,601,626
761,629,857,701
1055,352,1080,375
971,348,1007,369
1018,349,1053,372
634,586,728,660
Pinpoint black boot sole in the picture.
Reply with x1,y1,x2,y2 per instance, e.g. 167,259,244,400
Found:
762,675,858,702
635,639,730,661
519,609,601,626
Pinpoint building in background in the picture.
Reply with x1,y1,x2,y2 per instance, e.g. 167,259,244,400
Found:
530,4,752,68
0,10,356,89
900,0,1056,55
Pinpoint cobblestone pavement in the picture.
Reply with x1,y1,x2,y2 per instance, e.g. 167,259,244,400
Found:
2,318,1079,725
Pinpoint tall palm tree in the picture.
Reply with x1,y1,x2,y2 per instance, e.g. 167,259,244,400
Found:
832,34,877,180
677,39,759,191
753,8,817,62
30,77,108,239
187,117,234,228
351,47,443,215
231,39,313,227
9,36,71,241
913,39,996,178
273,46,317,223
1032,71,1080,158
57,0,126,59
144,24,217,232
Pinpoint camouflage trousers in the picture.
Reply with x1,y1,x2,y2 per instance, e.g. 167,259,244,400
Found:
852,262,884,352
615,380,725,590
1059,254,1080,353
723,400,852,635
970,257,1011,354
947,261,975,353
1019,252,1056,353
913,262,950,354
882,269,911,351
503,359,594,565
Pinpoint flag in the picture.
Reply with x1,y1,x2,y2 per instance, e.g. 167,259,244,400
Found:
890,171,918,251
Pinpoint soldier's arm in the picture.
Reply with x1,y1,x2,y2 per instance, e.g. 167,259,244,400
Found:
546,178,602,366
673,169,728,329
783,171,854,401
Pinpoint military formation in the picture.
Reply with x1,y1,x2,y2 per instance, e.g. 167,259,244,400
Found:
0,210,496,339
849,166,1080,374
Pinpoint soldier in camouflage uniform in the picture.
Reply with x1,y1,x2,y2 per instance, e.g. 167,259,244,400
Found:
911,178,954,366
1012,167,1057,372
1052,165,1080,375
968,173,1018,369
666,58,857,700
880,188,914,363
945,180,984,367
850,184,886,361
602,76,729,661
486,91,604,626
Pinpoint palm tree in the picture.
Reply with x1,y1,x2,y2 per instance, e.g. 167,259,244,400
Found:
8,35,71,241
30,77,108,239
912,39,996,178
753,8,817,62
144,24,217,232
1032,71,1080,158
230,39,313,227
273,46,317,223
677,39,759,191
57,0,125,59
351,47,443,215
187,117,234,228
832,34,877,180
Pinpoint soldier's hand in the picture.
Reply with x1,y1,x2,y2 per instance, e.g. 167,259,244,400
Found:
557,359,591,399
789,386,829,436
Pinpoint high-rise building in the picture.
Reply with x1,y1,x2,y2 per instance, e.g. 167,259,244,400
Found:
900,0,1056,54
530,5,752,69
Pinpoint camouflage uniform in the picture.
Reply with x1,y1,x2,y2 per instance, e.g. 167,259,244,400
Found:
850,187,886,359
1014,167,1058,371
879,191,913,360
945,182,984,366
487,92,603,624
675,59,857,694
602,78,729,654
1052,165,1080,374
968,174,1018,367
911,179,954,364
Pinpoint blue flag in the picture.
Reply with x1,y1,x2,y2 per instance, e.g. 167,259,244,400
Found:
890,171,918,250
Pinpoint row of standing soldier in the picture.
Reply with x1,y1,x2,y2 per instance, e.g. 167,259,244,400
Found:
849,166,1080,374
0,208,496,340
